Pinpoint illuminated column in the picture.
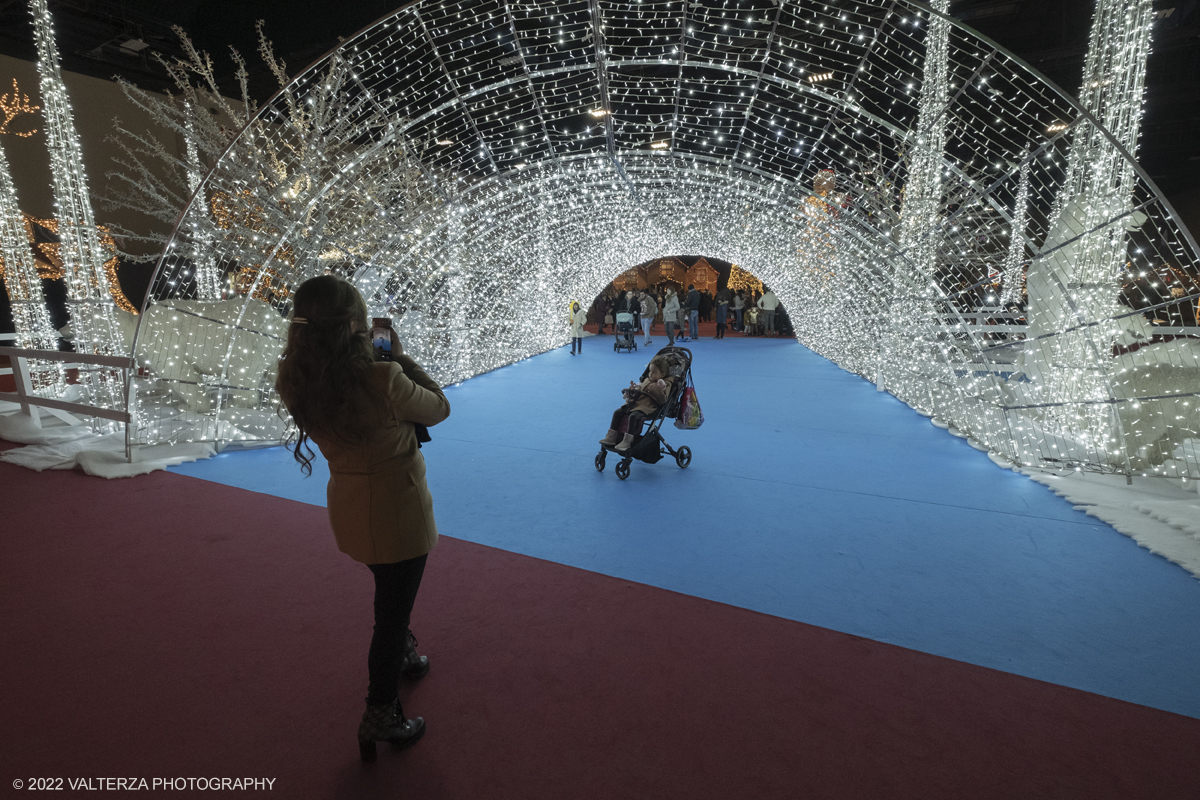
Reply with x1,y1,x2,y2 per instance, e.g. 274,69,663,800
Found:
1021,0,1155,466
888,0,950,405
1000,149,1030,305
30,0,124,406
1031,0,1155,334
897,0,950,276
184,104,221,300
0,138,61,391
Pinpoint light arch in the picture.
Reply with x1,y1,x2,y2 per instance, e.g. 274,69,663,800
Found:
128,0,1200,479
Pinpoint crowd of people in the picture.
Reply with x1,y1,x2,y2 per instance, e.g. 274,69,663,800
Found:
588,283,785,343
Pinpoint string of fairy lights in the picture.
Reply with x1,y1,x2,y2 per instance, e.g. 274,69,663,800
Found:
0,78,39,138
1,0,1197,480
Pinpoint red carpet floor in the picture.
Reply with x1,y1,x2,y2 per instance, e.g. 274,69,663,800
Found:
3,456,1200,798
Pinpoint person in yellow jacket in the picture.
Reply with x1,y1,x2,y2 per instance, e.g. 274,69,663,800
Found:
276,275,450,762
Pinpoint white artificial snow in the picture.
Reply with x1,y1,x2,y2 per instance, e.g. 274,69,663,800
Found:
1018,467,1200,579
0,408,215,478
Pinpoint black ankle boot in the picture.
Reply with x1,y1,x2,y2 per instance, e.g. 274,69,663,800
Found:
358,698,425,761
401,631,430,680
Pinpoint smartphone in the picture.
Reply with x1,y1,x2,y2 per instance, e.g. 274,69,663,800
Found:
371,317,394,362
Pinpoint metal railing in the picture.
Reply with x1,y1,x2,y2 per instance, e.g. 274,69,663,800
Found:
0,343,134,427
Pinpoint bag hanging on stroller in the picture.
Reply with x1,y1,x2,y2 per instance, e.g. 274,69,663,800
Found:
674,385,704,430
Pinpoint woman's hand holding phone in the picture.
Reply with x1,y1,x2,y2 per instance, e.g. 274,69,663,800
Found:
371,317,404,361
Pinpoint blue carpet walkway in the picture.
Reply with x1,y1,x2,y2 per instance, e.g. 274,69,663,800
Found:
172,337,1200,718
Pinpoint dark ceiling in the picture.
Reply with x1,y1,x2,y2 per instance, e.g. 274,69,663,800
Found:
0,0,1197,199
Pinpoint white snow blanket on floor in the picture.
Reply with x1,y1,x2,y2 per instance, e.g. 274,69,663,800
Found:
0,410,214,479
1132,500,1200,540
1015,467,1200,579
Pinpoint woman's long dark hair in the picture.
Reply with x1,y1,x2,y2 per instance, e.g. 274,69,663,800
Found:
276,275,385,476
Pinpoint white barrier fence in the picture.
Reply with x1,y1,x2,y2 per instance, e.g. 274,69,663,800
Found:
0,337,134,429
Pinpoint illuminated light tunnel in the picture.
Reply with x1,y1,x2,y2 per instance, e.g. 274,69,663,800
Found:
127,0,1200,480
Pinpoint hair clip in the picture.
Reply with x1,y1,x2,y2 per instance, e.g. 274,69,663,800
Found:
292,317,308,324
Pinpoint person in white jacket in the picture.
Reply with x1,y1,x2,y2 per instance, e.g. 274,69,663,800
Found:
732,291,746,331
569,301,587,355
757,290,780,335
662,288,681,346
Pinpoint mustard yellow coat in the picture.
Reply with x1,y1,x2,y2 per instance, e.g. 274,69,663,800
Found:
308,357,451,565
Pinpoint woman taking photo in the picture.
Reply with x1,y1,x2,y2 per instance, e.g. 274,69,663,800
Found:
276,275,451,762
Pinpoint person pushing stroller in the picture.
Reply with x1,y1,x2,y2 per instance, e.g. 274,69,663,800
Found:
599,355,672,453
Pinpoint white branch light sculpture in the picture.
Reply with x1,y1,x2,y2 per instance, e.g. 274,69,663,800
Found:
121,0,1198,480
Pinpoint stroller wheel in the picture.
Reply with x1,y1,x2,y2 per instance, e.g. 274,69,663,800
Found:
675,446,692,469
595,450,606,472
615,460,631,480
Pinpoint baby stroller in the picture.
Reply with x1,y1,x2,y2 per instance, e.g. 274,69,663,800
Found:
596,346,696,480
613,311,637,352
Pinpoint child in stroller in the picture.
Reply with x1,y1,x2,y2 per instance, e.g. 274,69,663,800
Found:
595,347,695,479
599,355,672,452
613,311,637,352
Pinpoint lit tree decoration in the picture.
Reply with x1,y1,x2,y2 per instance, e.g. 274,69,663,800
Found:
896,0,949,276
1018,0,1159,473
0,78,39,138
102,21,449,440
727,263,762,295
181,103,221,299
30,0,125,411
106,20,441,282
96,0,1198,481
0,138,61,391
1030,0,1157,333
881,1,953,413
104,23,281,275
999,147,1030,306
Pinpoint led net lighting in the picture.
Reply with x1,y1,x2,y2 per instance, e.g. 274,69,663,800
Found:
123,0,1199,481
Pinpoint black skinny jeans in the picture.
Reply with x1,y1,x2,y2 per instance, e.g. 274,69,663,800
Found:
366,554,428,705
